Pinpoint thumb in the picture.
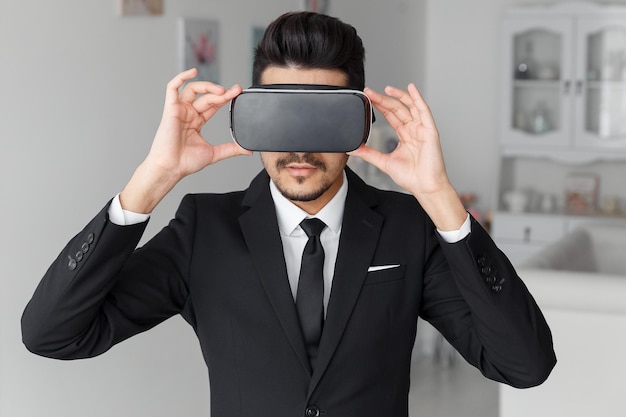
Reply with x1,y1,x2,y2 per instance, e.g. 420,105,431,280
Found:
348,144,387,173
211,142,253,163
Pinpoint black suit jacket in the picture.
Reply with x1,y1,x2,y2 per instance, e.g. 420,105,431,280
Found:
22,168,555,417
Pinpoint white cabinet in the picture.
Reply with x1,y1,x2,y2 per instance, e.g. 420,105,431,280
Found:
492,211,626,267
493,4,626,266
501,3,626,162
491,212,567,267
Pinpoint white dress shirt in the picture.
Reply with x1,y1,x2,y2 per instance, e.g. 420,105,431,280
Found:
108,173,471,315
269,172,348,316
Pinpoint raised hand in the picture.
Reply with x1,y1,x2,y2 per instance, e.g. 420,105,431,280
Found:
350,84,466,230
146,68,251,179
120,68,251,213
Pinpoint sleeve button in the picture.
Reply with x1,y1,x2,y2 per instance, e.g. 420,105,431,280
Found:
67,256,77,271
305,405,321,417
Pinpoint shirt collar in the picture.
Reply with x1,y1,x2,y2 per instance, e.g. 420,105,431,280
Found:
269,170,348,236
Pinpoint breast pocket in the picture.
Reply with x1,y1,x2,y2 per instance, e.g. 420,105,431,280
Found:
364,264,406,285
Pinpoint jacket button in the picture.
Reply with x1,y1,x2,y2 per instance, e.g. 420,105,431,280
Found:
305,405,320,417
477,256,487,267
75,251,84,262
87,233,95,244
481,266,492,276
81,242,90,253
491,285,503,293
67,256,77,271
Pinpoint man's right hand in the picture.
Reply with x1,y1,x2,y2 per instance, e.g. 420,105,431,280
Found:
119,68,252,214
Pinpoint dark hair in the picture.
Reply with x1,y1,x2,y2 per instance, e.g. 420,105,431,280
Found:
252,12,365,90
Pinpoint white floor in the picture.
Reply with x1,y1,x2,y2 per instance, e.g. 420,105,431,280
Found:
408,352,499,417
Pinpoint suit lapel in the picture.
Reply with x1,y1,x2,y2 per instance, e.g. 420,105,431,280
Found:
309,169,383,394
239,169,385,387
239,171,312,375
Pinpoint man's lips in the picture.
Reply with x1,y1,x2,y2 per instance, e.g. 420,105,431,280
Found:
285,164,318,175
275,153,326,174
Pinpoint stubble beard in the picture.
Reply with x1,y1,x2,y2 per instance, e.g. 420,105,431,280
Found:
272,153,332,202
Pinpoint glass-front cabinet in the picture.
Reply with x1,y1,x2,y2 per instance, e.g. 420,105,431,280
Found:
494,4,626,267
576,17,626,149
504,18,573,149
501,5,626,160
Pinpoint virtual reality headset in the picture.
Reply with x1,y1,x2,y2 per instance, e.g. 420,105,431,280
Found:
229,84,373,153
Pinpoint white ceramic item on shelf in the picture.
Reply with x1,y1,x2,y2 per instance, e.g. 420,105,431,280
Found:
504,190,529,213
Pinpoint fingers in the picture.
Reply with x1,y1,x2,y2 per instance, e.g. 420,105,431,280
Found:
164,68,199,106
366,86,412,127
163,69,243,125
365,86,413,131
405,83,436,128
196,84,242,120
165,67,240,106
365,83,436,131
179,79,227,103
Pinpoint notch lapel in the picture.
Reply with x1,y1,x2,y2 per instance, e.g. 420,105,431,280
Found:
239,171,311,375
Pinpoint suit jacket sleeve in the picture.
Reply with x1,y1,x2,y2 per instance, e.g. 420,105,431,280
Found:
21,198,193,359
420,215,556,388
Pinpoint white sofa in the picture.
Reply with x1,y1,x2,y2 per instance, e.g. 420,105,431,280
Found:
499,225,626,417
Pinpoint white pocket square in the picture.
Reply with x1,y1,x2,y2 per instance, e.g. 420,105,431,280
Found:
367,264,401,272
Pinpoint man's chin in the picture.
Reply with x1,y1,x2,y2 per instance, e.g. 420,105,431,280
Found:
281,188,327,202
277,181,329,202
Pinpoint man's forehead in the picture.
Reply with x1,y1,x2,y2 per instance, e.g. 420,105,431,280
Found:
259,66,348,86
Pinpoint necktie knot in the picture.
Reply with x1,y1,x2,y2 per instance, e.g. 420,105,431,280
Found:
300,218,326,238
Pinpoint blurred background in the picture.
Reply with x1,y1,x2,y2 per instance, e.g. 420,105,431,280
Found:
2,1,626,416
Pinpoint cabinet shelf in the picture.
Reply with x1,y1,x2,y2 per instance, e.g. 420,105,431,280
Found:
586,80,626,89
501,145,626,163
500,208,626,219
513,80,626,90
513,79,561,88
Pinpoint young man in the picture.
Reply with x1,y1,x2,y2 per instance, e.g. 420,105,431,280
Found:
22,11,555,417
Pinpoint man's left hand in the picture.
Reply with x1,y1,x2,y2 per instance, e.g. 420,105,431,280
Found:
349,84,466,231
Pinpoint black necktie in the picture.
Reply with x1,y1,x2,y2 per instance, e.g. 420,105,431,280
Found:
296,218,326,368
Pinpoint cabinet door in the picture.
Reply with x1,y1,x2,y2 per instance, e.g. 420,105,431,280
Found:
495,242,547,267
491,212,567,244
501,17,575,151
491,212,567,267
574,17,626,150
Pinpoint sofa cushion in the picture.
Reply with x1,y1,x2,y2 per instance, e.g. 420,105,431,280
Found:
521,228,596,272
586,225,626,275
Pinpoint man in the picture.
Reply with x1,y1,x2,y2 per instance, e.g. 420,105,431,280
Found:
22,11,555,417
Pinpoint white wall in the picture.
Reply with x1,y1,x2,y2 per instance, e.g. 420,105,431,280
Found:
0,1,424,416
423,0,507,214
